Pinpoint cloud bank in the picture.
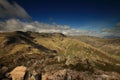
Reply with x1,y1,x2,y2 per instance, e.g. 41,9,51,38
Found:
0,0,118,37
0,0,99,36
0,19,101,36
102,22,120,37
0,0,31,20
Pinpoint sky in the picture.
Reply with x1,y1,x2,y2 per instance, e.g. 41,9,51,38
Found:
0,0,120,37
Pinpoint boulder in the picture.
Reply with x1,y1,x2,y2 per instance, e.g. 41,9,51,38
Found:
9,66,27,80
42,69,67,80
24,70,42,80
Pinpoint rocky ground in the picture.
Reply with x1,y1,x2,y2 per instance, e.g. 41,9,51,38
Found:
0,31,120,80
0,53,120,80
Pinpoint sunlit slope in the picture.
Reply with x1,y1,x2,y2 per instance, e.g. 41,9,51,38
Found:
27,32,119,63
71,36,120,56
1,31,120,79
0,31,55,56
0,31,119,63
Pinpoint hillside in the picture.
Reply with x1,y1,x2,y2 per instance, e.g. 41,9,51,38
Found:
0,31,120,80
71,36,120,57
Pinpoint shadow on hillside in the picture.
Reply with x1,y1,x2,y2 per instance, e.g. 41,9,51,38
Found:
16,31,56,53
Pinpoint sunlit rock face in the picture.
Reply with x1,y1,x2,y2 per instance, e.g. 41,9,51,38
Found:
10,66,27,80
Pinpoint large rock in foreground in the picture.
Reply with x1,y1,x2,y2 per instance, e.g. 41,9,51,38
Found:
10,66,27,80
6,66,120,80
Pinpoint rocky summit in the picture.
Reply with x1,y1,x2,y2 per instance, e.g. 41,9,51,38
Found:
0,31,120,80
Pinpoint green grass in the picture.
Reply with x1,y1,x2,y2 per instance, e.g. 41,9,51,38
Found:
95,62,120,73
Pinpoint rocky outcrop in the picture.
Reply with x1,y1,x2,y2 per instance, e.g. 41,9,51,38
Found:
25,70,42,80
42,69,120,80
9,66,27,80
8,66,42,80
2,65,120,80
42,69,92,80
42,69,67,80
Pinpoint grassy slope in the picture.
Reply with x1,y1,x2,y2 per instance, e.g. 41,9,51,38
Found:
1,32,120,75
0,32,55,56
71,36,120,54
31,32,119,63
0,32,119,63
0,32,119,62
70,36,120,61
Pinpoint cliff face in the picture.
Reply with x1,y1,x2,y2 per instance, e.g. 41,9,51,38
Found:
0,31,120,80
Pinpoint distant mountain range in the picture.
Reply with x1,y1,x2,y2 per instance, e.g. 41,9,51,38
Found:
104,36,120,38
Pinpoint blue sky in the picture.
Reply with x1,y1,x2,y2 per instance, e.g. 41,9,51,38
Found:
0,0,120,36
14,0,120,29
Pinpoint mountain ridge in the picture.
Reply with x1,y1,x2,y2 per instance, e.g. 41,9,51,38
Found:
0,31,120,80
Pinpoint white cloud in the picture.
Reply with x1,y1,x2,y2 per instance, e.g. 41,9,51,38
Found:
0,0,104,37
0,0,31,20
101,22,120,37
0,19,102,36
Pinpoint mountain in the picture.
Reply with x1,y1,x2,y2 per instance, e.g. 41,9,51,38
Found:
0,31,120,80
71,36,120,57
104,36,120,38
